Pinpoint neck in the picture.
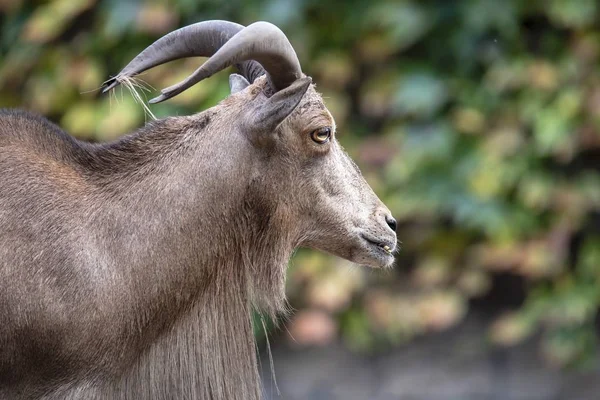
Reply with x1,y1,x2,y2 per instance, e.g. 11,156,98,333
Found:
76,112,294,397
104,258,262,400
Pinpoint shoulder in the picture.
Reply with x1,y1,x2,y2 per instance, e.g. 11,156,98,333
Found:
0,108,66,137
0,108,80,153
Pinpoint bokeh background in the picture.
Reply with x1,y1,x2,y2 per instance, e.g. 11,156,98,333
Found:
2,0,600,399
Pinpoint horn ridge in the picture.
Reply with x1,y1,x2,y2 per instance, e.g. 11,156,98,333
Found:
101,20,264,93
149,21,302,103
103,20,303,103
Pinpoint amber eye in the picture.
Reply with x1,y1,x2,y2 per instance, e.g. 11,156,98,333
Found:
311,127,331,144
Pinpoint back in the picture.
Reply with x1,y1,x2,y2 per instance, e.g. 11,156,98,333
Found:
0,110,87,258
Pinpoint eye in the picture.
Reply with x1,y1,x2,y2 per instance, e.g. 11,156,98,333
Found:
311,127,331,144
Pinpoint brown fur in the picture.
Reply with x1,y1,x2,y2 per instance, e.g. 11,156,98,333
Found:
0,76,396,399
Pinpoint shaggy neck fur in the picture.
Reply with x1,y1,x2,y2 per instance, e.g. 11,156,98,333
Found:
0,110,294,399
81,111,294,400
104,259,263,400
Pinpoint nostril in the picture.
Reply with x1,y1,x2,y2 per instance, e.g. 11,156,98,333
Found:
385,216,397,232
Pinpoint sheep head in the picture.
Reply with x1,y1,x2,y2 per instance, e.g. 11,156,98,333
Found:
103,20,397,269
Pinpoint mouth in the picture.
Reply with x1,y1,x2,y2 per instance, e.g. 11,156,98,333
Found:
360,233,397,261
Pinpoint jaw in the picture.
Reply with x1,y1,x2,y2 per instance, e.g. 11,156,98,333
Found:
349,236,397,268
303,231,397,269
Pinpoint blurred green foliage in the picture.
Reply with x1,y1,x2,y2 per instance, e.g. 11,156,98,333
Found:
2,0,600,368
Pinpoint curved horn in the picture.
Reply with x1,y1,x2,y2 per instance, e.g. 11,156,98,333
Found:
148,21,302,103
101,20,266,93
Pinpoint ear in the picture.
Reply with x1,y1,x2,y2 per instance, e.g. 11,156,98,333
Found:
250,77,311,134
229,73,250,94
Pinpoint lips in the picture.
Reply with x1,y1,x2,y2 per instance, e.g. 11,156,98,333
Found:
361,233,396,256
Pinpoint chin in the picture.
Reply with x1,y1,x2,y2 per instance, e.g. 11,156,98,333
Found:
350,236,397,269
356,253,396,269
306,237,398,269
